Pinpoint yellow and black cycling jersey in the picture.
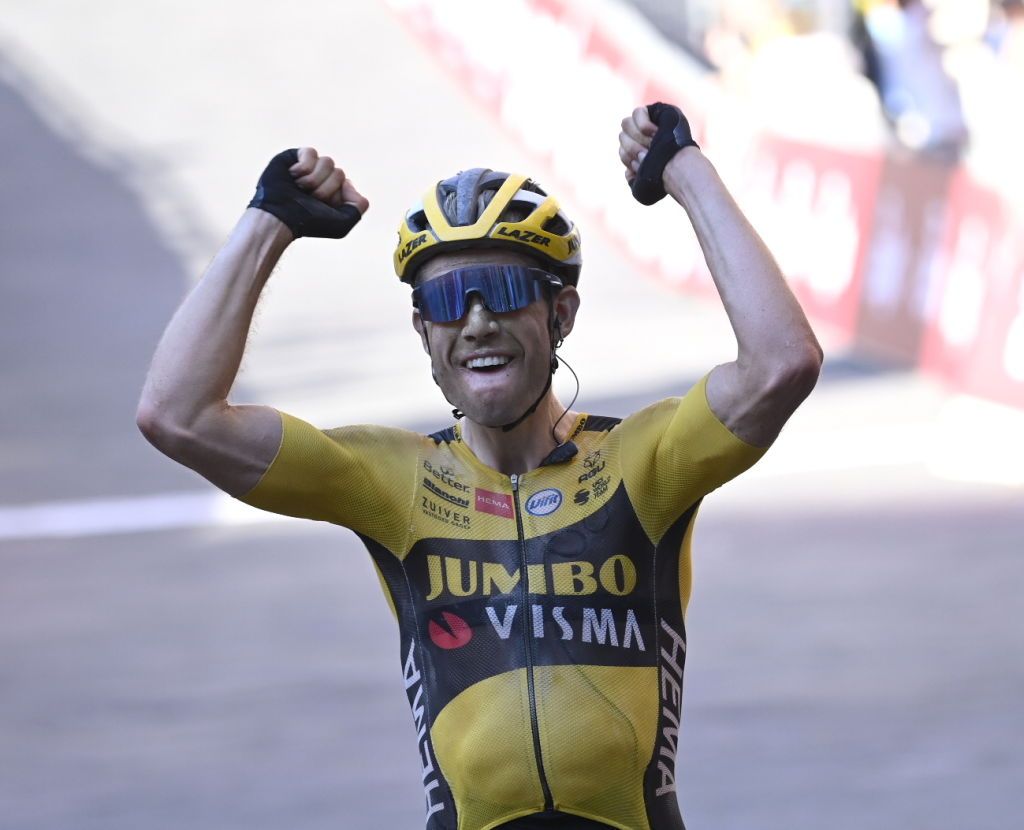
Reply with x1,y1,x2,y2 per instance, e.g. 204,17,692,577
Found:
240,375,765,830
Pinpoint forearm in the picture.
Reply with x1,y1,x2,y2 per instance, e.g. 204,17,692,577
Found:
619,103,820,444
138,208,292,431
664,149,821,373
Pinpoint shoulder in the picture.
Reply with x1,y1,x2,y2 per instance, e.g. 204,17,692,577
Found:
617,376,767,484
318,420,431,452
619,375,761,447
240,417,438,537
245,416,433,504
266,415,430,475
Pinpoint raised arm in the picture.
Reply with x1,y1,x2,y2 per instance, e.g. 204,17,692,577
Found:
135,148,369,496
619,104,822,447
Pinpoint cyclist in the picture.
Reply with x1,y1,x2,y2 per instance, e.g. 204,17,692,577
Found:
137,103,822,829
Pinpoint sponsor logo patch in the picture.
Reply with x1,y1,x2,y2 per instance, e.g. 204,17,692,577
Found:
423,459,470,492
578,450,606,483
423,477,470,508
483,603,646,653
475,487,513,518
655,619,686,797
425,553,638,601
403,642,445,819
420,496,471,528
428,611,473,649
526,488,562,517
575,475,612,506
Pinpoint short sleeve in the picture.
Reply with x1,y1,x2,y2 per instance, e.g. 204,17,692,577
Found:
618,375,767,544
237,411,420,553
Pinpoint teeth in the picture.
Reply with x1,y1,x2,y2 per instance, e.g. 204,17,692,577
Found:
466,355,511,369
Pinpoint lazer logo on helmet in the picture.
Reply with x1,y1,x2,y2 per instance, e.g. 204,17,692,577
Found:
398,233,428,262
495,227,551,247
424,553,637,601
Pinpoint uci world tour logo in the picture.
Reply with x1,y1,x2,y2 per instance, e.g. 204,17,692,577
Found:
526,488,562,516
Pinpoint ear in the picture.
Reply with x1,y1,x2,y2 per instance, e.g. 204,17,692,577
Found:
553,286,581,339
412,310,430,354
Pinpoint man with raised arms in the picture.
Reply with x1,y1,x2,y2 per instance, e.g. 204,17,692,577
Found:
137,103,822,829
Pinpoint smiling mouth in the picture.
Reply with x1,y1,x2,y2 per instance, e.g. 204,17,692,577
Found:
464,356,513,372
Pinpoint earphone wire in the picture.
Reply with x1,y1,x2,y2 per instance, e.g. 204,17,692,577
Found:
550,351,580,446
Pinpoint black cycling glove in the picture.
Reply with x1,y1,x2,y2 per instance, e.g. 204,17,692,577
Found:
248,149,362,239
630,103,699,206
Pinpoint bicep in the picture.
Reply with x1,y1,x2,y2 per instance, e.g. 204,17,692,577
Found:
175,403,283,497
706,359,820,448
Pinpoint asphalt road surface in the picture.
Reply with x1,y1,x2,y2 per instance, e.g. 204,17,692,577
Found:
1,4,1022,829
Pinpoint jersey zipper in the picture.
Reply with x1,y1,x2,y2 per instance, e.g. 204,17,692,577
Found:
510,473,554,811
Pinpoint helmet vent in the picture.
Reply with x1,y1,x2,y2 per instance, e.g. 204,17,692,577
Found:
407,209,429,232
542,214,570,235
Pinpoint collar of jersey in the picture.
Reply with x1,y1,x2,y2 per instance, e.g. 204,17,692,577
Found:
450,412,586,470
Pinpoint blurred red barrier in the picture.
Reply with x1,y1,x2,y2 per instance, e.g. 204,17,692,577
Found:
920,175,1024,408
854,156,956,365
741,135,883,344
384,0,1024,409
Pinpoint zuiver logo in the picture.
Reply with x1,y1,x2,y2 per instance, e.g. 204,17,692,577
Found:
526,488,562,516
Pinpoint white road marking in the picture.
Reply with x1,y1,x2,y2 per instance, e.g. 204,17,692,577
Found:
0,491,292,542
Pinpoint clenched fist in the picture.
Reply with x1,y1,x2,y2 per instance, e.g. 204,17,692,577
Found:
248,147,370,239
619,103,698,205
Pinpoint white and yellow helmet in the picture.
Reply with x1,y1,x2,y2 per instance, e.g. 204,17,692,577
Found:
394,168,582,285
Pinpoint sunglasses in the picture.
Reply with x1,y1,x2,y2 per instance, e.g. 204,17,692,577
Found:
412,265,563,323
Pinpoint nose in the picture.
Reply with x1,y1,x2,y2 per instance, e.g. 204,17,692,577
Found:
461,294,499,339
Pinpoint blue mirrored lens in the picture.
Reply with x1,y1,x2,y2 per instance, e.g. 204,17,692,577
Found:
412,266,562,323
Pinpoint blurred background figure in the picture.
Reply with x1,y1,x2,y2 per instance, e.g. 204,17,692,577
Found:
855,0,969,159
630,0,1024,170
